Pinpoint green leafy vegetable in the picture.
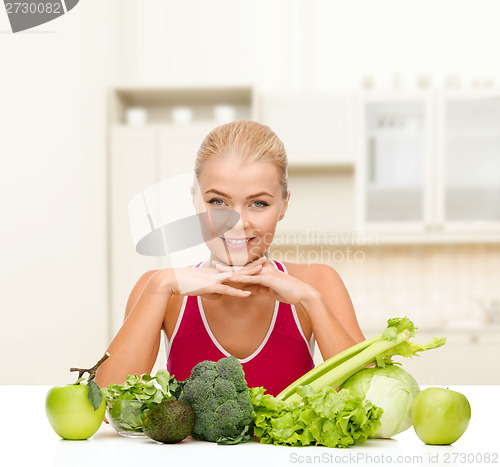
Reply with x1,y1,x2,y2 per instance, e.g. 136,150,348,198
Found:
216,425,252,445
277,317,446,404
102,369,180,433
340,364,420,438
251,385,383,448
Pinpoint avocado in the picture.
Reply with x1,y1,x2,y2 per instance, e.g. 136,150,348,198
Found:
143,399,195,443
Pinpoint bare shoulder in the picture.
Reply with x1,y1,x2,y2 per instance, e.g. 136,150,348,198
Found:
136,269,161,289
280,261,342,287
282,261,364,342
124,269,161,319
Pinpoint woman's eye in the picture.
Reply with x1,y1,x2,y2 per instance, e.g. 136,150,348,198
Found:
208,198,269,208
208,198,225,206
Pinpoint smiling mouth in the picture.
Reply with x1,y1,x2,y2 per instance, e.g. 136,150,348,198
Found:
220,237,256,245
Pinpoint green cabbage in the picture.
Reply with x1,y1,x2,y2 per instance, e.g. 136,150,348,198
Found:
340,365,420,438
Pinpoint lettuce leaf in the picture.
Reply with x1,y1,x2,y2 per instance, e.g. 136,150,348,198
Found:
250,385,383,448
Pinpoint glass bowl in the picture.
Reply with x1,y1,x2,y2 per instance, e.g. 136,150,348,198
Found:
106,399,157,438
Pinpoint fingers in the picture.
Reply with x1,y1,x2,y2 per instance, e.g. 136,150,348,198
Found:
214,263,263,275
241,284,262,294
214,284,252,297
246,256,268,265
216,271,234,280
213,262,242,273
225,274,264,284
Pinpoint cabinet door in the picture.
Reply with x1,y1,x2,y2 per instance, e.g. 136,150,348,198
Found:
437,93,500,229
259,93,354,166
109,127,161,334
357,94,433,230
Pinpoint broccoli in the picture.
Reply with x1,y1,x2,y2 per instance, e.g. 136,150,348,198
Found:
179,356,255,444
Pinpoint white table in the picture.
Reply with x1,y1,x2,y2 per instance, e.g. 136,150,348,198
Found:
1,385,498,467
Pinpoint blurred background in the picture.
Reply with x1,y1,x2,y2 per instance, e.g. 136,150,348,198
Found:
1,0,499,385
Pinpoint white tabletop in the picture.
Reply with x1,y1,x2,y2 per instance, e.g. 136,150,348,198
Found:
2,385,499,467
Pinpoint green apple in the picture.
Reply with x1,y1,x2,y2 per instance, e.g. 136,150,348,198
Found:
45,352,110,440
46,384,106,440
411,387,471,445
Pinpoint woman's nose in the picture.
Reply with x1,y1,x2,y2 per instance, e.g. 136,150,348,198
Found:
227,211,250,234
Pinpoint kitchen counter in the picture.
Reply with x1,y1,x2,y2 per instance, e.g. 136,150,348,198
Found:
2,385,499,467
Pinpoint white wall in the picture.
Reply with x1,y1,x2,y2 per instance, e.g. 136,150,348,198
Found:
0,1,120,384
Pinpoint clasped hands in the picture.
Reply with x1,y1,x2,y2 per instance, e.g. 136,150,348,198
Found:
210,256,319,308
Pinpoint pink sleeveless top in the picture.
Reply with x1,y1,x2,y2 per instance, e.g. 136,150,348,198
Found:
165,259,315,396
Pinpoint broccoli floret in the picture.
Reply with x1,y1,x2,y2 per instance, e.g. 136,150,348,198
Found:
179,356,255,443
215,356,247,391
193,412,215,437
190,360,216,379
213,378,237,403
235,390,255,426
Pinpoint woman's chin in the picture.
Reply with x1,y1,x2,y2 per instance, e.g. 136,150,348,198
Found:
212,249,264,266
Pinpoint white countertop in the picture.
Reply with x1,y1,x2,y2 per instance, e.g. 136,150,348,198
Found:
2,385,499,467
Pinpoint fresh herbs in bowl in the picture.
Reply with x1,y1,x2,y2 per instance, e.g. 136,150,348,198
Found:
103,369,184,437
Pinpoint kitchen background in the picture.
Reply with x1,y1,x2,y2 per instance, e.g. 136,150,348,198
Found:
1,0,499,385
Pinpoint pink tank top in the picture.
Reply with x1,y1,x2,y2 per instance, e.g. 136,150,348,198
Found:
165,259,315,396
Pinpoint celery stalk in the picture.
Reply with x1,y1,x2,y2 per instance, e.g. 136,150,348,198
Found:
276,334,380,401
277,317,446,404
284,330,411,403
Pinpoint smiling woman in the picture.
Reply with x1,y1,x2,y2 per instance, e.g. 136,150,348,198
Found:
191,120,290,266
95,120,365,397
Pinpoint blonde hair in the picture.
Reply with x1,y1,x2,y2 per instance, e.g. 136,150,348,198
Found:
194,120,288,199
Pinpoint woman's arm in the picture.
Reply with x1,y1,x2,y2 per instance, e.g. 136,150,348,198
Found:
309,263,365,341
94,268,174,388
297,263,365,360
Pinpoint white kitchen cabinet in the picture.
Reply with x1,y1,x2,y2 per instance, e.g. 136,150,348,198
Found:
436,92,500,230
357,91,500,237
259,92,355,166
356,93,433,230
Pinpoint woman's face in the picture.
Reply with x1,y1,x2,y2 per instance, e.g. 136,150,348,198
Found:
192,158,289,266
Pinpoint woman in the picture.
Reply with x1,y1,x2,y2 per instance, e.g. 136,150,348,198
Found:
96,120,364,396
